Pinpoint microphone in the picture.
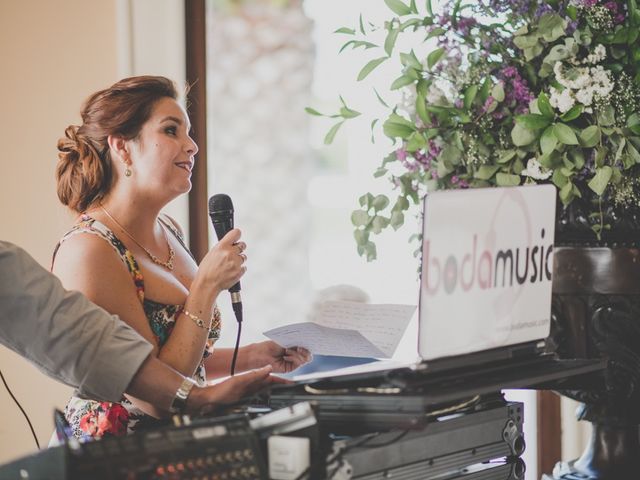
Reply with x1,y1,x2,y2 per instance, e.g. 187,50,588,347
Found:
209,194,244,376
208,194,243,322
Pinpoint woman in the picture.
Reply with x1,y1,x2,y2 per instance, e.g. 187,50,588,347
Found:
52,76,310,439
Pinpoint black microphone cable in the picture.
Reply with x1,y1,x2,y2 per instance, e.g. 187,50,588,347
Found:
230,318,242,376
0,368,40,449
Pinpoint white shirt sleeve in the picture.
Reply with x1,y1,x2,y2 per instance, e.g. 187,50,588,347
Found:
0,241,153,402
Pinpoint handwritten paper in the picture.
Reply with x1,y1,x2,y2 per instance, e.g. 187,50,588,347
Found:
263,301,416,358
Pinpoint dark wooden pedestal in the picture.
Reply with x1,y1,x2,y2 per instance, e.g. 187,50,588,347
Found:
542,247,640,479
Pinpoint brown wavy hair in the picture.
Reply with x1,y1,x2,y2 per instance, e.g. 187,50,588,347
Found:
56,76,178,213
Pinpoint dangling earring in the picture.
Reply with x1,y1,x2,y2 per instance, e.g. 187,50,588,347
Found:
123,157,132,177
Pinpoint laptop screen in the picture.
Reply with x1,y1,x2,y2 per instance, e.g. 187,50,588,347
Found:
418,185,556,361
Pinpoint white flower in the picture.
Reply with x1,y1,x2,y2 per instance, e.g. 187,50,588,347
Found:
398,83,417,118
426,84,447,105
551,62,614,111
521,158,553,180
585,44,606,64
549,87,575,113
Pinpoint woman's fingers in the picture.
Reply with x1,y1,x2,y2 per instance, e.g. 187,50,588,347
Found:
283,347,313,365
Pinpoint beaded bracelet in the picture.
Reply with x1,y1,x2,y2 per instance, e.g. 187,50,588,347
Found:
181,309,207,329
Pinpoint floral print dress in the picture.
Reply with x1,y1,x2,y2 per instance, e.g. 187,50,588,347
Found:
52,215,221,440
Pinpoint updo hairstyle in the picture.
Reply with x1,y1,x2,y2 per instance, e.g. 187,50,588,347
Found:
56,76,178,213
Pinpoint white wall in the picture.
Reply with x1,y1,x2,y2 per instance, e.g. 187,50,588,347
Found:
0,0,120,463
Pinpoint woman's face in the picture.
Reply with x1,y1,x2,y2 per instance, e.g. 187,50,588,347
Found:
126,97,199,200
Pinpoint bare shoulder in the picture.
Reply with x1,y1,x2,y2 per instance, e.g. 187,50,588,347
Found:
53,230,159,346
52,232,134,299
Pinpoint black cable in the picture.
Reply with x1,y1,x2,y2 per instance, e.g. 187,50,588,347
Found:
230,319,242,376
0,368,40,449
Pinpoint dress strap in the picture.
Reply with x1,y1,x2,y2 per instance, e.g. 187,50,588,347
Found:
51,215,145,303
158,214,196,262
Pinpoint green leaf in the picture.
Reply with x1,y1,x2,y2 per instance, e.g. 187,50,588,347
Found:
497,149,517,164
463,85,478,110
479,77,491,103
384,27,400,56
351,210,371,226
373,166,387,178
339,40,356,53
426,27,446,40
511,123,537,146
491,83,505,103
391,74,416,90
588,166,613,196
628,142,640,164
426,47,445,69
357,57,388,81
439,145,462,165
406,132,427,152
560,104,583,122
384,0,412,16
400,50,423,70
540,126,558,154
517,114,551,130
373,88,390,108
390,210,405,230
578,125,601,148
334,27,356,35
559,181,573,204
352,40,379,50
353,228,368,245
359,14,366,34
372,195,390,212
537,92,555,118
598,105,616,126
370,119,379,143
383,113,416,139
392,196,410,212
496,173,521,186
324,121,344,145
416,91,429,125
305,107,324,116
425,0,433,15
359,193,374,208
339,106,361,119
538,13,566,42
553,123,579,145
475,165,500,180
552,169,568,188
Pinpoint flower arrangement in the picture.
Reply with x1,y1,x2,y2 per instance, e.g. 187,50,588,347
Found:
309,0,640,260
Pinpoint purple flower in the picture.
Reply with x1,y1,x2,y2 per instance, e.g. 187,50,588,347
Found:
498,66,534,113
396,148,408,162
486,0,533,16
534,3,553,18
483,96,495,113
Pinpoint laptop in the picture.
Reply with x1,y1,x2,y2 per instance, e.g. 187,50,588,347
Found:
288,184,557,383
416,184,556,369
